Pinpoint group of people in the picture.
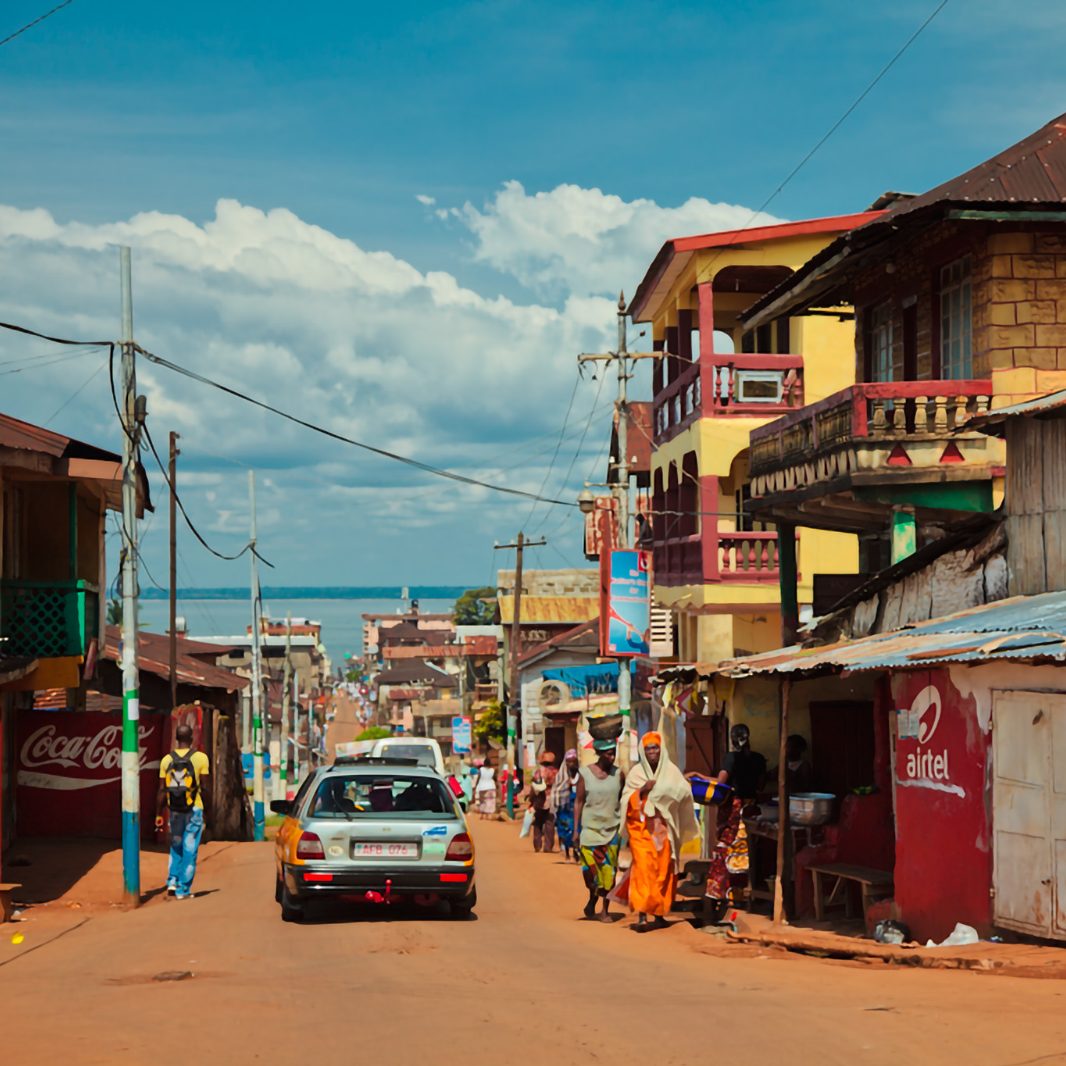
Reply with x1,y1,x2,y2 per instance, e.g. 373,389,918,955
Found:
522,722,774,930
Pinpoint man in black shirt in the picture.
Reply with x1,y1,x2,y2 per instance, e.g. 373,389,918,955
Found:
720,723,767,801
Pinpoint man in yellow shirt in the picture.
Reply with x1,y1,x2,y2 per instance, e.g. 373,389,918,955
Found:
155,724,210,900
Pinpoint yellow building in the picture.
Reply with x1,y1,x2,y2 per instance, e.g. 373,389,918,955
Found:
627,212,881,666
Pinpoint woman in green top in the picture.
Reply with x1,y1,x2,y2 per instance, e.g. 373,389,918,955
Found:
573,737,625,922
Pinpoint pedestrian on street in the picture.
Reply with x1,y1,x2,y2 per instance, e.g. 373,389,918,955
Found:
551,748,581,861
696,723,766,923
475,759,497,819
619,731,697,932
573,737,625,922
527,751,557,853
155,723,210,900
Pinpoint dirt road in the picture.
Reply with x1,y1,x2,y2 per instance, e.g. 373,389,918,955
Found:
4,822,1066,1065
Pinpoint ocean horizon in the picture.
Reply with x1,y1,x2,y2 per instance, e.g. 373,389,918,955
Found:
140,585,474,601
137,591,469,664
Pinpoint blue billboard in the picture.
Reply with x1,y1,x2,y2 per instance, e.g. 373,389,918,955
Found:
603,550,650,657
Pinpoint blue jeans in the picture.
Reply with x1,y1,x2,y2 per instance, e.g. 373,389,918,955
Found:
168,808,204,896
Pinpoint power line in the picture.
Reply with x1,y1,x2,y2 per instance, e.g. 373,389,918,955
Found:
0,0,76,49
42,353,107,425
669,0,951,287
137,344,578,509
520,369,582,530
142,421,275,568
533,368,608,532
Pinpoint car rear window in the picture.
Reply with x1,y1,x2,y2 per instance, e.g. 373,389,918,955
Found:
308,773,457,820
377,744,437,767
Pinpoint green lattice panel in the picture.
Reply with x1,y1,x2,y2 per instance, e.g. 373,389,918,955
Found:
0,582,86,658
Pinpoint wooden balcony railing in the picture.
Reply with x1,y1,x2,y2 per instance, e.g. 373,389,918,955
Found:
654,529,787,587
749,380,993,477
654,354,806,442
0,578,99,659
716,531,781,582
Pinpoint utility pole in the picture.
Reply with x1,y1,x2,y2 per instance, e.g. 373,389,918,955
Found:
577,294,660,770
118,246,142,907
279,613,292,802
168,431,181,710
248,470,265,841
494,532,546,817
290,666,300,788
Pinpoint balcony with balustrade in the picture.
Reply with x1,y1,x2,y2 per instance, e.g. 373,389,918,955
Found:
747,379,1001,533
654,525,789,590
653,354,806,445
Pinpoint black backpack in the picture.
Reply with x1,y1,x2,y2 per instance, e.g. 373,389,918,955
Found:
165,750,199,813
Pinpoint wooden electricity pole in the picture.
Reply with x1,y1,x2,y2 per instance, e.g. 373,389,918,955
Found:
168,431,181,710
494,532,545,817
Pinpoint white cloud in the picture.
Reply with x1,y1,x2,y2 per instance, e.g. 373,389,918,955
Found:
415,194,436,206
450,180,785,298
0,183,773,583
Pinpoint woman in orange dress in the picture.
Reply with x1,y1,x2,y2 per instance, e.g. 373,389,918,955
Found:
620,731,698,932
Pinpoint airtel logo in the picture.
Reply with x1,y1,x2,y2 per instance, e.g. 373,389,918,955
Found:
901,685,941,743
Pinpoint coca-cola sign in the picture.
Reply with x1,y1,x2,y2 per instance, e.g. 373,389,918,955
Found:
17,710,165,839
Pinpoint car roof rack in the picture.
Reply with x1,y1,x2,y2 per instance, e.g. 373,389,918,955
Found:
331,755,421,767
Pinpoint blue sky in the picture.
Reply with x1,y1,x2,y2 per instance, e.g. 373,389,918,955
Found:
1,0,1064,594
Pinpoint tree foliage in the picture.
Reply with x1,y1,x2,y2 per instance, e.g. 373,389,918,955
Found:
355,726,392,741
453,586,496,625
474,700,505,743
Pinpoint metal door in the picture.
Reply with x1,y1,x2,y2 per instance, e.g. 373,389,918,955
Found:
992,691,1063,938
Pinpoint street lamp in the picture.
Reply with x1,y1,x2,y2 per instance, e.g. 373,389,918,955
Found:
577,487,596,514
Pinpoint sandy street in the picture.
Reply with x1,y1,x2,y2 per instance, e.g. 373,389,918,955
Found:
3,821,1066,1066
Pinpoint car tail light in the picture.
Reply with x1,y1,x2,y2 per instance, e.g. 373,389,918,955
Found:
304,871,334,883
445,832,474,862
296,831,325,860
440,873,469,883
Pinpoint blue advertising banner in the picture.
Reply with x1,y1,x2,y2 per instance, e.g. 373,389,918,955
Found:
452,716,473,754
603,550,650,657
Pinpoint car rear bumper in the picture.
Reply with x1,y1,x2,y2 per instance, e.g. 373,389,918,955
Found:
283,863,476,901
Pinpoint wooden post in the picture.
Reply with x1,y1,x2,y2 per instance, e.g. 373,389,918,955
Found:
778,522,798,644
773,677,792,925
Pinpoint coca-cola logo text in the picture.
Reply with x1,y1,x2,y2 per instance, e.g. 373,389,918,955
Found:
20,723,154,774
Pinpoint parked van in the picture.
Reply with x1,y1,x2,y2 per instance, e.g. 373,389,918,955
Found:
369,736,446,776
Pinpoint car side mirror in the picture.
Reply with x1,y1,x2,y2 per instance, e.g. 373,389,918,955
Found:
270,800,292,815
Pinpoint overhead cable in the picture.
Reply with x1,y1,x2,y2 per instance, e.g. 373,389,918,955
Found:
137,345,577,508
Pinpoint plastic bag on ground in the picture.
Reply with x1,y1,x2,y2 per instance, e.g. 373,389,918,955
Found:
925,922,979,948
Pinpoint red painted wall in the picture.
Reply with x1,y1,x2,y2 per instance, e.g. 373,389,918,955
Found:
891,669,992,941
16,709,166,841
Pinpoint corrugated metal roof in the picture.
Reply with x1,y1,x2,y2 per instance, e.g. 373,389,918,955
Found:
103,625,249,692
627,212,883,322
742,113,1066,328
890,114,1066,214
497,596,599,625
969,388,1066,431
696,591,1066,679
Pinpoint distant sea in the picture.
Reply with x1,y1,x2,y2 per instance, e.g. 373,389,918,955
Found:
138,587,468,666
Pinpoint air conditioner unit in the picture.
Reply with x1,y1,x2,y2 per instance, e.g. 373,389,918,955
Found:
539,679,571,708
649,602,675,659
734,369,784,404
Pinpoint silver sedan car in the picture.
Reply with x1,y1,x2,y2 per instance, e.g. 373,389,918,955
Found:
272,757,476,921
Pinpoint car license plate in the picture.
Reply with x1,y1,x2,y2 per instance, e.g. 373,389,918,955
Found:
351,841,419,859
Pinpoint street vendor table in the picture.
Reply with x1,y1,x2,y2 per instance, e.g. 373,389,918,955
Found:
744,818,816,911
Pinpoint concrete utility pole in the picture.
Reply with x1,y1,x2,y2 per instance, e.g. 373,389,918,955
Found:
118,246,142,906
494,532,546,817
279,613,292,802
248,470,265,841
168,431,181,711
577,293,660,770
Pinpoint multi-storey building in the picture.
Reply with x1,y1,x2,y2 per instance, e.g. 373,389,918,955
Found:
628,211,880,667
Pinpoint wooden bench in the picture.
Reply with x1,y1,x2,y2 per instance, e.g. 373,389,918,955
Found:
809,863,893,922
0,883,23,922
